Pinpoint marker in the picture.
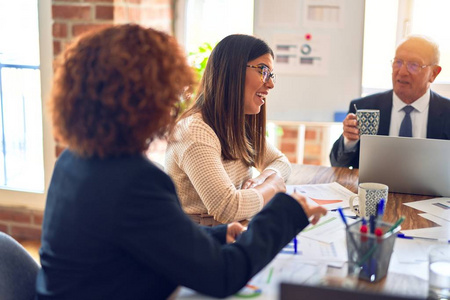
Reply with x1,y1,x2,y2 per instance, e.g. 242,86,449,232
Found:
293,237,298,254
360,218,368,233
360,218,368,242
387,216,405,233
376,199,385,225
374,199,385,234
375,228,383,237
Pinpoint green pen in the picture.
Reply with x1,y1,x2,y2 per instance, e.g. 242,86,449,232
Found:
387,216,405,233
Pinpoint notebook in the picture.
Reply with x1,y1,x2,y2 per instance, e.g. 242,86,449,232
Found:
280,282,424,300
359,135,450,197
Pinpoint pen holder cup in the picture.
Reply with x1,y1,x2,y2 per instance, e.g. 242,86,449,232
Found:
346,220,400,283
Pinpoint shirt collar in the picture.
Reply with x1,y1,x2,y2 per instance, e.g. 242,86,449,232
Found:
393,89,430,113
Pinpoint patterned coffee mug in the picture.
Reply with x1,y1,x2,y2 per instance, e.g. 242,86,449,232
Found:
356,109,380,135
349,182,388,217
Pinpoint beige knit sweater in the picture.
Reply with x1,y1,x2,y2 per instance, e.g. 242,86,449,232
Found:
165,113,291,224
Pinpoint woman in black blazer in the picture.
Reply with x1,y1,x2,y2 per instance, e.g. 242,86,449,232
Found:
36,24,327,299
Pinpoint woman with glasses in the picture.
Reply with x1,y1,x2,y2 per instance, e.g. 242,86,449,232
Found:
36,25,326,299
166,34,291,225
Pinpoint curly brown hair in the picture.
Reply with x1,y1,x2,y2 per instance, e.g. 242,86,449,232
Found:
49,24,194,158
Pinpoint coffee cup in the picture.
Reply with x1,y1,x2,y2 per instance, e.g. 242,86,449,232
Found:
349,182,388,218
356,109,380,135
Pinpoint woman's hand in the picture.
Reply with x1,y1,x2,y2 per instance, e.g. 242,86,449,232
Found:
247,172,286,205
226,222,246,243
290,193,327,225
242,170,278,189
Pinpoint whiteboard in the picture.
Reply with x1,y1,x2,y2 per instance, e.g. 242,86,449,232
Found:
254,0,365,122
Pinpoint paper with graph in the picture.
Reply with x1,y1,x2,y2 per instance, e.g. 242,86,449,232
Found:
286,182,355,210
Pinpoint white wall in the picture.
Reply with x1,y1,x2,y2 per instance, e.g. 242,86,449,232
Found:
254,0,365,122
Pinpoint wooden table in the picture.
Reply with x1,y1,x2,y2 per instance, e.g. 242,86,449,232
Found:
286,164,446,298
179,164,444,299
287,164,440,230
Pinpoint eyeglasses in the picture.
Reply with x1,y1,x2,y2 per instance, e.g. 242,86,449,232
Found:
391,59,435,74
246,65,276,83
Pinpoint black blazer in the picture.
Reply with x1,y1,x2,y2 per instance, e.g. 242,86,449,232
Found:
329,90,450,168
36,150,309,299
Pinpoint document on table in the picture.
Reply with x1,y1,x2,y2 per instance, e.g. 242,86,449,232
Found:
177,255,327,300
404,198,450,222
286,182,355,210
280,235,347,265
418,213,450,226
299,211,356,243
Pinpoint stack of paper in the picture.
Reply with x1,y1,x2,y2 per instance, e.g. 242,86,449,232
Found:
402,198,450,241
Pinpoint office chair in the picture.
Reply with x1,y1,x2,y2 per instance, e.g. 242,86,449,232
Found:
0,232,40,300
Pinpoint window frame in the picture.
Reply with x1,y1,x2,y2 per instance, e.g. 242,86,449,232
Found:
362,0,450,99
0,0,55,209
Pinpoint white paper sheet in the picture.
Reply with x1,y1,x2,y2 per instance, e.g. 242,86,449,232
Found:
286,182,355,210
404,198,450,221
280,235,347,265
300,211,356,243
418,213,450,226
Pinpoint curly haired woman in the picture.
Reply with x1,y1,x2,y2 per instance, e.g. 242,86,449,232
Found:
166,34,291,225
36,24,326,299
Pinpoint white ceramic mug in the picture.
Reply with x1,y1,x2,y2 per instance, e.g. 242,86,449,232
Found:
356,109,380,135
349,182,388,217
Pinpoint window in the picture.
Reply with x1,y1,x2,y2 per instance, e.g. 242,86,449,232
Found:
175,0,254,55
362,0,450,98
0,0,54,208
0,0,44,192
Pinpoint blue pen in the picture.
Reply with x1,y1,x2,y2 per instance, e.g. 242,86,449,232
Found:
337,207,348,227
397,233,450,243
396,233,413,240
337,207,360,255
369,215,375,234
293,237,298,254
376,199,385,227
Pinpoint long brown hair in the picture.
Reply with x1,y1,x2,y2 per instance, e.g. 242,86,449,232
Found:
183,34,273,167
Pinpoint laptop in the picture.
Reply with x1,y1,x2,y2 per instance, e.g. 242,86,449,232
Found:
359,135,450,197
280,282,424,300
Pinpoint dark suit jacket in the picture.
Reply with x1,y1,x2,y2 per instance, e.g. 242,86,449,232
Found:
330,90,450,168
36,150,309,299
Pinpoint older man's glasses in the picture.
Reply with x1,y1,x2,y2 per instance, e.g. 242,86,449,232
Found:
247,65,276,83
391,59,434,74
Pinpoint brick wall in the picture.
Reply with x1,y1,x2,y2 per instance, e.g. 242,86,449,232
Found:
0,0,173,240
277,124,331,166
0,206,43,240
52,0,173,58
303,126,324,165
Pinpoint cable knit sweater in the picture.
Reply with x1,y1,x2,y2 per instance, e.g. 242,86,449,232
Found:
165,113,291,224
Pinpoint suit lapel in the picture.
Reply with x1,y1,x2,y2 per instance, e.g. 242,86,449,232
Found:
378,91,393,135
427,91,443,138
